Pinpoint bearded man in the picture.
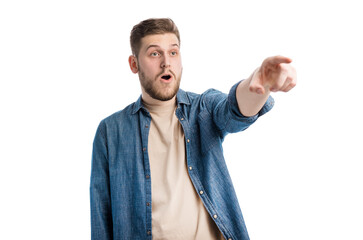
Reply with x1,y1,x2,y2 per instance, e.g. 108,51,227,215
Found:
90,18,297,240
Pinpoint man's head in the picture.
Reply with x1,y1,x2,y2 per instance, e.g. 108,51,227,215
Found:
130,18,180,58
128,18,182,102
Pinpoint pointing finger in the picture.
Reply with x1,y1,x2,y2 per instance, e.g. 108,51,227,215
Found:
264,55,292,67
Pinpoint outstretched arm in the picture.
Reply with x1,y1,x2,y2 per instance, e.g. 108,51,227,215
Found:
236,56,297,117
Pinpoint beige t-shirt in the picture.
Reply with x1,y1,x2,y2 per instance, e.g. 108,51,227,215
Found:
144,100,223,240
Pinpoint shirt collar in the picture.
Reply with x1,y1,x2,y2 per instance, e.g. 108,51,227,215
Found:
132,89,190,114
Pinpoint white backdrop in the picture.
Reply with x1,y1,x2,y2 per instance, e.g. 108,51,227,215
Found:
1,0,362,239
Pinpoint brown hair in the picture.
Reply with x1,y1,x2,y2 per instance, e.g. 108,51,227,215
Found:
130,18,180,58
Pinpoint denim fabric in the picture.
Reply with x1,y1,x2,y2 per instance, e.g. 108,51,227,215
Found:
90,81,274,240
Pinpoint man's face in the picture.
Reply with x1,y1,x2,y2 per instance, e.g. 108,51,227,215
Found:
131,33,182,101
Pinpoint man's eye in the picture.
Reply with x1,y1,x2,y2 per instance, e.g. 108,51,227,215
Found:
151,52,159,57
171,51,177,56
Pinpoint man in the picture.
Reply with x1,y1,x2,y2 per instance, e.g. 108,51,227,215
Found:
90,18,296,240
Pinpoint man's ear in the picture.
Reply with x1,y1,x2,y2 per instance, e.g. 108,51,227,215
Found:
128,55,138,74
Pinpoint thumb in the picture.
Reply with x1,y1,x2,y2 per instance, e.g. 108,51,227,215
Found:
249,69,265,94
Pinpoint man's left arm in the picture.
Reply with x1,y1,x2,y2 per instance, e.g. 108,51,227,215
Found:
236,56,297,117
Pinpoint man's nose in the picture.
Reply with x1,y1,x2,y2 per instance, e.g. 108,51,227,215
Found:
160,55,171,68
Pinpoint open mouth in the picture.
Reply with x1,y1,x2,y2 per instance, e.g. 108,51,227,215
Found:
161,74,172,80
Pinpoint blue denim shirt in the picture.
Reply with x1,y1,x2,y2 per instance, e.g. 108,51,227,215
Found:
90,81,274,240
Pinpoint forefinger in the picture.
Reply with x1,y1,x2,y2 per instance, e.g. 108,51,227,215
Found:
265,55,293,66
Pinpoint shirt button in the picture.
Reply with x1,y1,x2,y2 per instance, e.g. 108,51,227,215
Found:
145,175,150,179
228,238,232,240
187,139,190,143
145,125,149,128
181,118,184,120
213,214,218,219
146,202,150,206
147,230,151,235
189,166,192,170
199,190,204,195
143,147,146,151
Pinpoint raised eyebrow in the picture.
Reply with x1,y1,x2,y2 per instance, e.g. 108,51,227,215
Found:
146,44,160,51
171,43,180,49
146,44,179,51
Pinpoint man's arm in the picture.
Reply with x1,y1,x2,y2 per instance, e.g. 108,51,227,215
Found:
90,121,113,240
236,56,297,117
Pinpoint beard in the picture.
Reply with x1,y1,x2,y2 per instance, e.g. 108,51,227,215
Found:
138,66,182,101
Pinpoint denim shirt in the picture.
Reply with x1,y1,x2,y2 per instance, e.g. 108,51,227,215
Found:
90,81,274,240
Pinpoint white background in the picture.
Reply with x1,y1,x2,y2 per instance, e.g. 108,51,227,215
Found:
1,0,362,239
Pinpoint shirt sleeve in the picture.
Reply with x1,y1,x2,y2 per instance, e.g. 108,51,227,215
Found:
90,120,113,240
202,80,274,136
